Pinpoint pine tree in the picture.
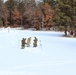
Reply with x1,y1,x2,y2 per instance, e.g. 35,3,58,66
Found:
52,0,76,36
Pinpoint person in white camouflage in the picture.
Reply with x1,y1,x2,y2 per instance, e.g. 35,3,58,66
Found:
27,37,31,47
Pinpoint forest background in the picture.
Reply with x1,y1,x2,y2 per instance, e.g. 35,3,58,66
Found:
0,0,76,36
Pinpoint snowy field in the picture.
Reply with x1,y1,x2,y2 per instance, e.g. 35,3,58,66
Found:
0,28,76,75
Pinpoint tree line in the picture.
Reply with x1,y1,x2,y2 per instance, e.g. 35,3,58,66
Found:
0,0,76,36
0,0,54,30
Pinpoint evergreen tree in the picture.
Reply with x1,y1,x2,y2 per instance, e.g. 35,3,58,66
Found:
52,0,76,36
43,0,57,9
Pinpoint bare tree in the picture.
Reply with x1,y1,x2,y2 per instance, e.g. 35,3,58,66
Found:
37,1,54,30
0,0,5,27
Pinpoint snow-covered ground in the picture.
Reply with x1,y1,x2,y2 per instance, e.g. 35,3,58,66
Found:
0,28,76,75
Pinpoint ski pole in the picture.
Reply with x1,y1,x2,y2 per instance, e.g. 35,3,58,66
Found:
40,40,42,51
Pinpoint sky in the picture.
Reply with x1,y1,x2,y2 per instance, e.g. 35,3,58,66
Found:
4,0,42,2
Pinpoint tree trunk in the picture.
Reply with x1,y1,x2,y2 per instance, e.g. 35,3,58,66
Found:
42,15,44,30
10,11,12,26
1,17,5,26
21,17,23,27
5,14,8,27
